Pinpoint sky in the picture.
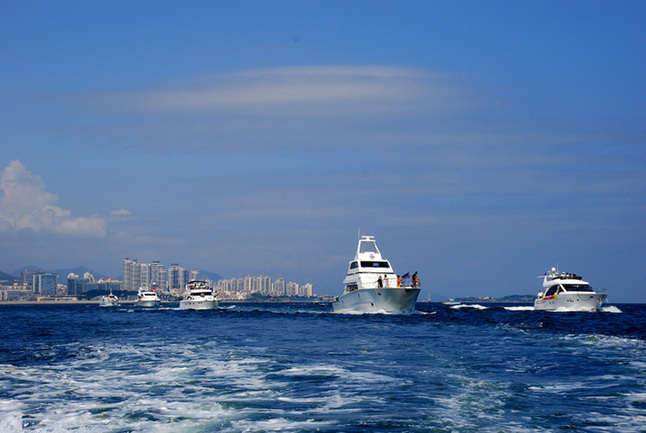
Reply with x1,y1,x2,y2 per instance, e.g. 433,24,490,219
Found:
1,1,644,302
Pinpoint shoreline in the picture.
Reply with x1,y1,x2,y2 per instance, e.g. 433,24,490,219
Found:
0,299,323,306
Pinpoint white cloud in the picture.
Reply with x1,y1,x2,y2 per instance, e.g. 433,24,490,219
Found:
111,209,132,216
0,160,106,237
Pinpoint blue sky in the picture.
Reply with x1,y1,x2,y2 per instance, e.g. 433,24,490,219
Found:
1,1,644,302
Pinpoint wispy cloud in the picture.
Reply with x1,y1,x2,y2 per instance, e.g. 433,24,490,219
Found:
0,161,106,237
104,66,478,115
67,65,485,152
110,208,132,217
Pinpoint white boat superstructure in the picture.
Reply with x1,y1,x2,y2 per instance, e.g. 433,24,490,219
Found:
135,287,161,307
99,291,119,307
179,280,219,310
332,235,421,314
534,267,607,312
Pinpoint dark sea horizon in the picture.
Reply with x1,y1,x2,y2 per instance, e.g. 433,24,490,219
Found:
1,302,645,432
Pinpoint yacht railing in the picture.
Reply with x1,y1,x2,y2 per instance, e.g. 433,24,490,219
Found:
358,281,421,289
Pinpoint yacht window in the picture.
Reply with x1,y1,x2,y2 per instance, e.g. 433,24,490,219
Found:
562,284,594,292
360,261,390,268
350,262,358,269
544,287,559,297
359,242,379,254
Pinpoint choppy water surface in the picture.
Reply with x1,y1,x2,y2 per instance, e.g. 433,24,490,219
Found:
1,302,645,432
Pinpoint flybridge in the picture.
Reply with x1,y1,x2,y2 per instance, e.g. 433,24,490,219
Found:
357,236,382,259
551,273,583,281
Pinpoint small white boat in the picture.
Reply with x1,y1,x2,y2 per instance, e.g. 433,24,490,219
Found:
332,235,421,314
534,267,607,312
443,299,461,306
99,291,119,307
135,287,161,307
179,280,219,310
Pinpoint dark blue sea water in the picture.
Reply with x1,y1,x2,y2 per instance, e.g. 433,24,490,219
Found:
1,302,645,432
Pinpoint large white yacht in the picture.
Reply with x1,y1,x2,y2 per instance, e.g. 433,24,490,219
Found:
332,235,421,314
135,287,161,307
534,267,607,312
179,280,219,310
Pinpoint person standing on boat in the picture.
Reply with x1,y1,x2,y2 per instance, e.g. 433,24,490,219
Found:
377,275,383,288
397,275,401,287
383,275,389,287
412,272,419,288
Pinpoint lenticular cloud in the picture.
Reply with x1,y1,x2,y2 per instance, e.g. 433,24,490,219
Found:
0,160,106,237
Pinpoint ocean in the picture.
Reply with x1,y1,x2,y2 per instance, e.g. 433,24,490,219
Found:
1,302,644,432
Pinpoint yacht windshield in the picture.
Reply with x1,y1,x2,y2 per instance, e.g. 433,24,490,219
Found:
360,241,379,254
562,284,594,292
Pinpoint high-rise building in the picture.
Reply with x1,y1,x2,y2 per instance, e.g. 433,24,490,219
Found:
244,275,255,293
21,269,40,289
189,269,200,282
33,273,58,296
273,278,286,296
168,264,189,290
67,273,80,296
122,258,141,291
300,283,314,297
139,263,151,289
286,282,299,297
150,261,166,290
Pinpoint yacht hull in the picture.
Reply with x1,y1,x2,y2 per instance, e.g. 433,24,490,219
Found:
99,300,119,307
136,300,160,308
333,287,420,314
534,293,607,312
179,299,218,310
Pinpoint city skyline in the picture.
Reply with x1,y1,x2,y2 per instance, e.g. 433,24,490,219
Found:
1,2,644,302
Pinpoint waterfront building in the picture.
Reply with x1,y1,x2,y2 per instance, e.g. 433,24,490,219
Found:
139,263,151,290
150,261,166,291
21,269,40,289
244,275,255,293
190,269,200,282
273,278,286,296
67,273,80,296
98,278,121,292
257,275,272,295
66,272,96,295
286,282,299,297
300,283,313,297
33,273,58,296
168,264,189,291
122,258,141,291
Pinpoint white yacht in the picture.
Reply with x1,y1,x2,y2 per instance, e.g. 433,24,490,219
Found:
534,267,607,312
179,280,219,310
332,235,421,314
99,291,119,307
135,287,161,307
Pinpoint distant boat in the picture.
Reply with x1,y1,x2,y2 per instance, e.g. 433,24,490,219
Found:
332,235,420,314
179,280,219,310
534,267,607,312
135,287,161,307
99,291,119,307
442,299,461,306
